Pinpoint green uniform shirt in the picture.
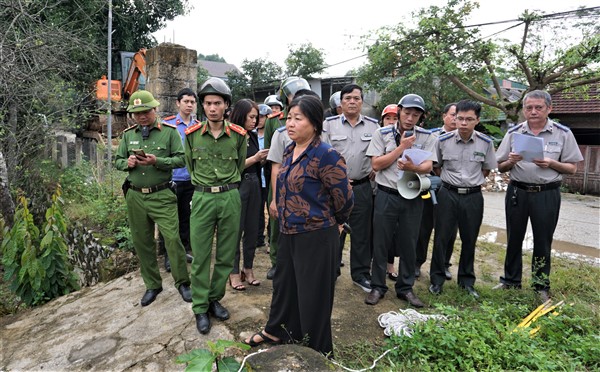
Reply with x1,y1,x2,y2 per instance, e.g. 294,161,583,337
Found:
184,120,247,187
115,119,185,187
263,110,286,149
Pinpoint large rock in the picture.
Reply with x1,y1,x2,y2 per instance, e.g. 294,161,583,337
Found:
245,344,341,371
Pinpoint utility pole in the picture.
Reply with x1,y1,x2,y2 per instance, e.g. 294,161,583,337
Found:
107,0,113,172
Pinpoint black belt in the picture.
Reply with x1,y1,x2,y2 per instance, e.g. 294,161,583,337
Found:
442,182,481,195
377,184,399,195
130,181,171,194
350,176,370,186
511,180,561,193
195,183,239,193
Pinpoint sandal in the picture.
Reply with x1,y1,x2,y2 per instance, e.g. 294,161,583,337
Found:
229,274,245,291
387,271,398,281
243,269,261,286
243,331,280,347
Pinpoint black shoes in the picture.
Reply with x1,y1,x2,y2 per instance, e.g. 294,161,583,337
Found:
195,313,211,334
208,301,230,321
445,268,452,280
185,253,194,263
365,289,384,305
397,291,425,308
266,266,276,280
178,283,192,302
429,284,443,295
353,278,372,293
462,285,480,299
140,288,163,306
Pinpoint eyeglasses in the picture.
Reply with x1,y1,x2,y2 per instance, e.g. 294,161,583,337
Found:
456,116,477,123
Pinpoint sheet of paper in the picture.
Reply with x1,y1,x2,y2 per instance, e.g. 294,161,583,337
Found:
513,133,544,162
397,148,432,179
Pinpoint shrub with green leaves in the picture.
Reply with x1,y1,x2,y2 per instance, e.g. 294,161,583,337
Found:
175,340,250,371
1,186,80,306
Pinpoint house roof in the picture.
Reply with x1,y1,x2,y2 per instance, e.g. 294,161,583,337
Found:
551,84,600,114
199,60,240,79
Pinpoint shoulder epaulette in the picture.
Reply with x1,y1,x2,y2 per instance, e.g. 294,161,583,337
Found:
162,123,177,129
192,119,201,125
276,126,287,133
229,123,247,136
326,114,341,121
268,112,284,120
430,127,442,133
184,123,203,135
439,132,454,142
475,132,492,143
508,123,524,133
123,125,136,133
379,126,395,134
415,126,431,134
163,115,176,121
553,122,570,132
364,116,378,124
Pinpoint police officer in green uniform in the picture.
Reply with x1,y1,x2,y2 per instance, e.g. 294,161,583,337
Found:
184,78,248,334
115,90,192,307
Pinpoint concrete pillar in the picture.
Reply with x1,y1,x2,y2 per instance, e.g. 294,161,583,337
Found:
146,43,198,119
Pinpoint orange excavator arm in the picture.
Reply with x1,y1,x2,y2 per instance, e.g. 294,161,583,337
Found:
122,48,147,100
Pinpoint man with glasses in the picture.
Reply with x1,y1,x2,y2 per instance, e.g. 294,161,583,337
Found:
428,100,497,299
494,90,583,302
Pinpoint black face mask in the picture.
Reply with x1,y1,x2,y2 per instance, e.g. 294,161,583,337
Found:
141,125,150,140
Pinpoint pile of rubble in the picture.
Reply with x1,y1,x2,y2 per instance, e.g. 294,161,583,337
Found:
483,169,510,192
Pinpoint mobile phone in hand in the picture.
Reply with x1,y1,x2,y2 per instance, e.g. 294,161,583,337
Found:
404,130,414,137
133,149,146,157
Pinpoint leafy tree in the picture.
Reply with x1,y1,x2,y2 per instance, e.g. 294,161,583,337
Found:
0,0,188,226
225,70,252,104
225,58,283,103
358,0,600,122
198,53,226,63
285,43,327,77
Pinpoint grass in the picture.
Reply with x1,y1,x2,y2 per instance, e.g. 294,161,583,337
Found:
333,241,600,371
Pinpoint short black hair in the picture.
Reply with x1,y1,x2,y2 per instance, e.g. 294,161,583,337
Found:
443,102,457,114
455,100,481,118
294,89,319,99
288,95,324,136
177,88,197,102
340,84,363,100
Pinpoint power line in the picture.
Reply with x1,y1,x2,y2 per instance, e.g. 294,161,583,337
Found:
321,6,600,75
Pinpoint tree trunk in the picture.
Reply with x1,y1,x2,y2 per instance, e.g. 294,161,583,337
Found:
0,149,15,226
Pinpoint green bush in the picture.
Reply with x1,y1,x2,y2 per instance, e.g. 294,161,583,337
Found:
1,186,80,306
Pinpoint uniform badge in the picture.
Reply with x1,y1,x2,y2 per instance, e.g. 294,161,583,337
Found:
134,98,142,105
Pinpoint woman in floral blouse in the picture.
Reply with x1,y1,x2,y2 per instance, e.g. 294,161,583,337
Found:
243,95,354,357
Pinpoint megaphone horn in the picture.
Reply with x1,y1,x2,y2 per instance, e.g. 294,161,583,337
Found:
397,172,430,199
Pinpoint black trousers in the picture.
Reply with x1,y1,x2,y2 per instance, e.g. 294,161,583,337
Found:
175,180,194,251
257,185,269,245
265,226,338,357
415,197,457,268
347,182,373,282
501,184,560,290
233,174,261,273
430,187,483,287
371,189,423,294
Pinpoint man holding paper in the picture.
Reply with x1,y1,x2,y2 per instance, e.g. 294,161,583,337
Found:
365,94,437,307
495,90,583,302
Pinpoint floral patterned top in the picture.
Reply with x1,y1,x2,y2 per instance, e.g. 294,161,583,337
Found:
276,138,354,234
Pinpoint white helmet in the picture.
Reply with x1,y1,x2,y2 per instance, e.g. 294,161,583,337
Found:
329,91,341,111
264,94,283,109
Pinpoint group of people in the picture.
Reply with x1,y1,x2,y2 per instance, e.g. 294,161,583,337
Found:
115,76,583,358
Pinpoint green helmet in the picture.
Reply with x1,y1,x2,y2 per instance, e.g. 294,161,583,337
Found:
278,76,310,105
198,77,232,105
127,90,160,113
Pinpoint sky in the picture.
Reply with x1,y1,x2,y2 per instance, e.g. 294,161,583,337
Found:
152,0,598,77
